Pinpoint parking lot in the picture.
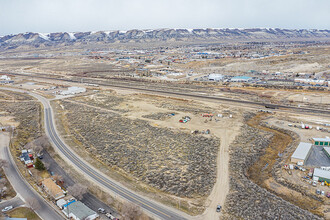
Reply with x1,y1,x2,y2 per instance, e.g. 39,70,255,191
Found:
305,146,330,167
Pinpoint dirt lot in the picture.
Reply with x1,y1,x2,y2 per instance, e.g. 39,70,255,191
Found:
51,90,242,214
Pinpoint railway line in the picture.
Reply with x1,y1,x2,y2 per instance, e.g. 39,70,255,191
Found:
4,72,330,116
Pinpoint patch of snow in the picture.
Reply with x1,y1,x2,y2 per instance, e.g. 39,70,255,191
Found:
68,32,76,40
38,33,50,40
119,30,128,34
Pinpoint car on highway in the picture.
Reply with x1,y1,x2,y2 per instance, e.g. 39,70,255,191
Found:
216,205,222,212
105,212,115,219
98,208,106,214
2,206,13,212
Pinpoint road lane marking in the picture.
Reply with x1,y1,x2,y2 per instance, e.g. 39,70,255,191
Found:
45,109,174,219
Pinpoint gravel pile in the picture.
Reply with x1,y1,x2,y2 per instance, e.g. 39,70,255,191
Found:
60,101,220,197
157,102,211,114
222,114,322,220
142,112,175,121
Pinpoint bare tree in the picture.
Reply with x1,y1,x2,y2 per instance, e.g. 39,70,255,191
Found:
44,162,50,171
33,145,43,155
0,178,7,188
0,159,8,169
27,198,41,210
107,197,114,205
121,202,142,220
34,135,50,151
67,183,88,200
24,142,34,150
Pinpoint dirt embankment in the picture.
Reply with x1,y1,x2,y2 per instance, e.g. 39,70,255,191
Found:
247,113,324,216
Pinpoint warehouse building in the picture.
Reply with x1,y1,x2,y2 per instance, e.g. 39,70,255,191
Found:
208,74,223,81
290,142,312,165
312,138,330,146
230,76,252,82
313,168,330,182
60,87,86,95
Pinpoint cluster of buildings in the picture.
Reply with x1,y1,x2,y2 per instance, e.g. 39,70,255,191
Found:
41,178,99,220
19,148,99,220
290,137,330,184
202,72,330,88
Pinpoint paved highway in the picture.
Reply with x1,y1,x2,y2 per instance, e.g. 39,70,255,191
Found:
0,88,187,219
43,106,187,219
0,196,24,211
0,133,64,220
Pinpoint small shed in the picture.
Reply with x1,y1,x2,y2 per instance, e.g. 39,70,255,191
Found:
290,142,312,165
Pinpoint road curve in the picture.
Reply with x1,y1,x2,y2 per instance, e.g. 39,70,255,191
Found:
0,133,64,220
0,88,188,219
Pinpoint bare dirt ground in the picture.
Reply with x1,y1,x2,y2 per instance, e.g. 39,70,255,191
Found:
51,90,243,216
197,123,241,220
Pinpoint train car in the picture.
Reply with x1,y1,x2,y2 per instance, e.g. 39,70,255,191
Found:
265,104,278,109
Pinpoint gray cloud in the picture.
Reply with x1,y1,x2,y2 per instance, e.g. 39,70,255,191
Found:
0,0,329,35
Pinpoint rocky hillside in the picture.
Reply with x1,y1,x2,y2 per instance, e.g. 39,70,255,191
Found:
1,28,330,49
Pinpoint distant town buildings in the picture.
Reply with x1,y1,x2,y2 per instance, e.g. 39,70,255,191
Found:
230,76,253,82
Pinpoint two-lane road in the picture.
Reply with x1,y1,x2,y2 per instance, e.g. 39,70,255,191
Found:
0,88,188,219
43,103,187,219
0,133,63,220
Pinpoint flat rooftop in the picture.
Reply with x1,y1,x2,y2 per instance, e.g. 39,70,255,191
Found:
291,142,312,160
313,138,330,142
314,168,330,180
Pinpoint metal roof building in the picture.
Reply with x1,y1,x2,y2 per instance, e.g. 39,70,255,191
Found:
63,201,99,220
312,138,330,146
313,168,330,182
290,142,312,165
60,87,86,96
230,76,253,82
208,74,223,81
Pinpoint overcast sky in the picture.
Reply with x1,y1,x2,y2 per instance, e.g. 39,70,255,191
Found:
0,0,329,35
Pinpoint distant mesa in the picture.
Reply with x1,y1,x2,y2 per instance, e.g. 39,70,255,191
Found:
0,28,330,50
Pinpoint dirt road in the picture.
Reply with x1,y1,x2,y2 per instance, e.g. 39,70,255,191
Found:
195,124,241,220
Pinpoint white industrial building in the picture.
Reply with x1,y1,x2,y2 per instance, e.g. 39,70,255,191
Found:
60,87,86,95
230,76,253,82
313,168,330,182
208,74,223,81
290,142,312,165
